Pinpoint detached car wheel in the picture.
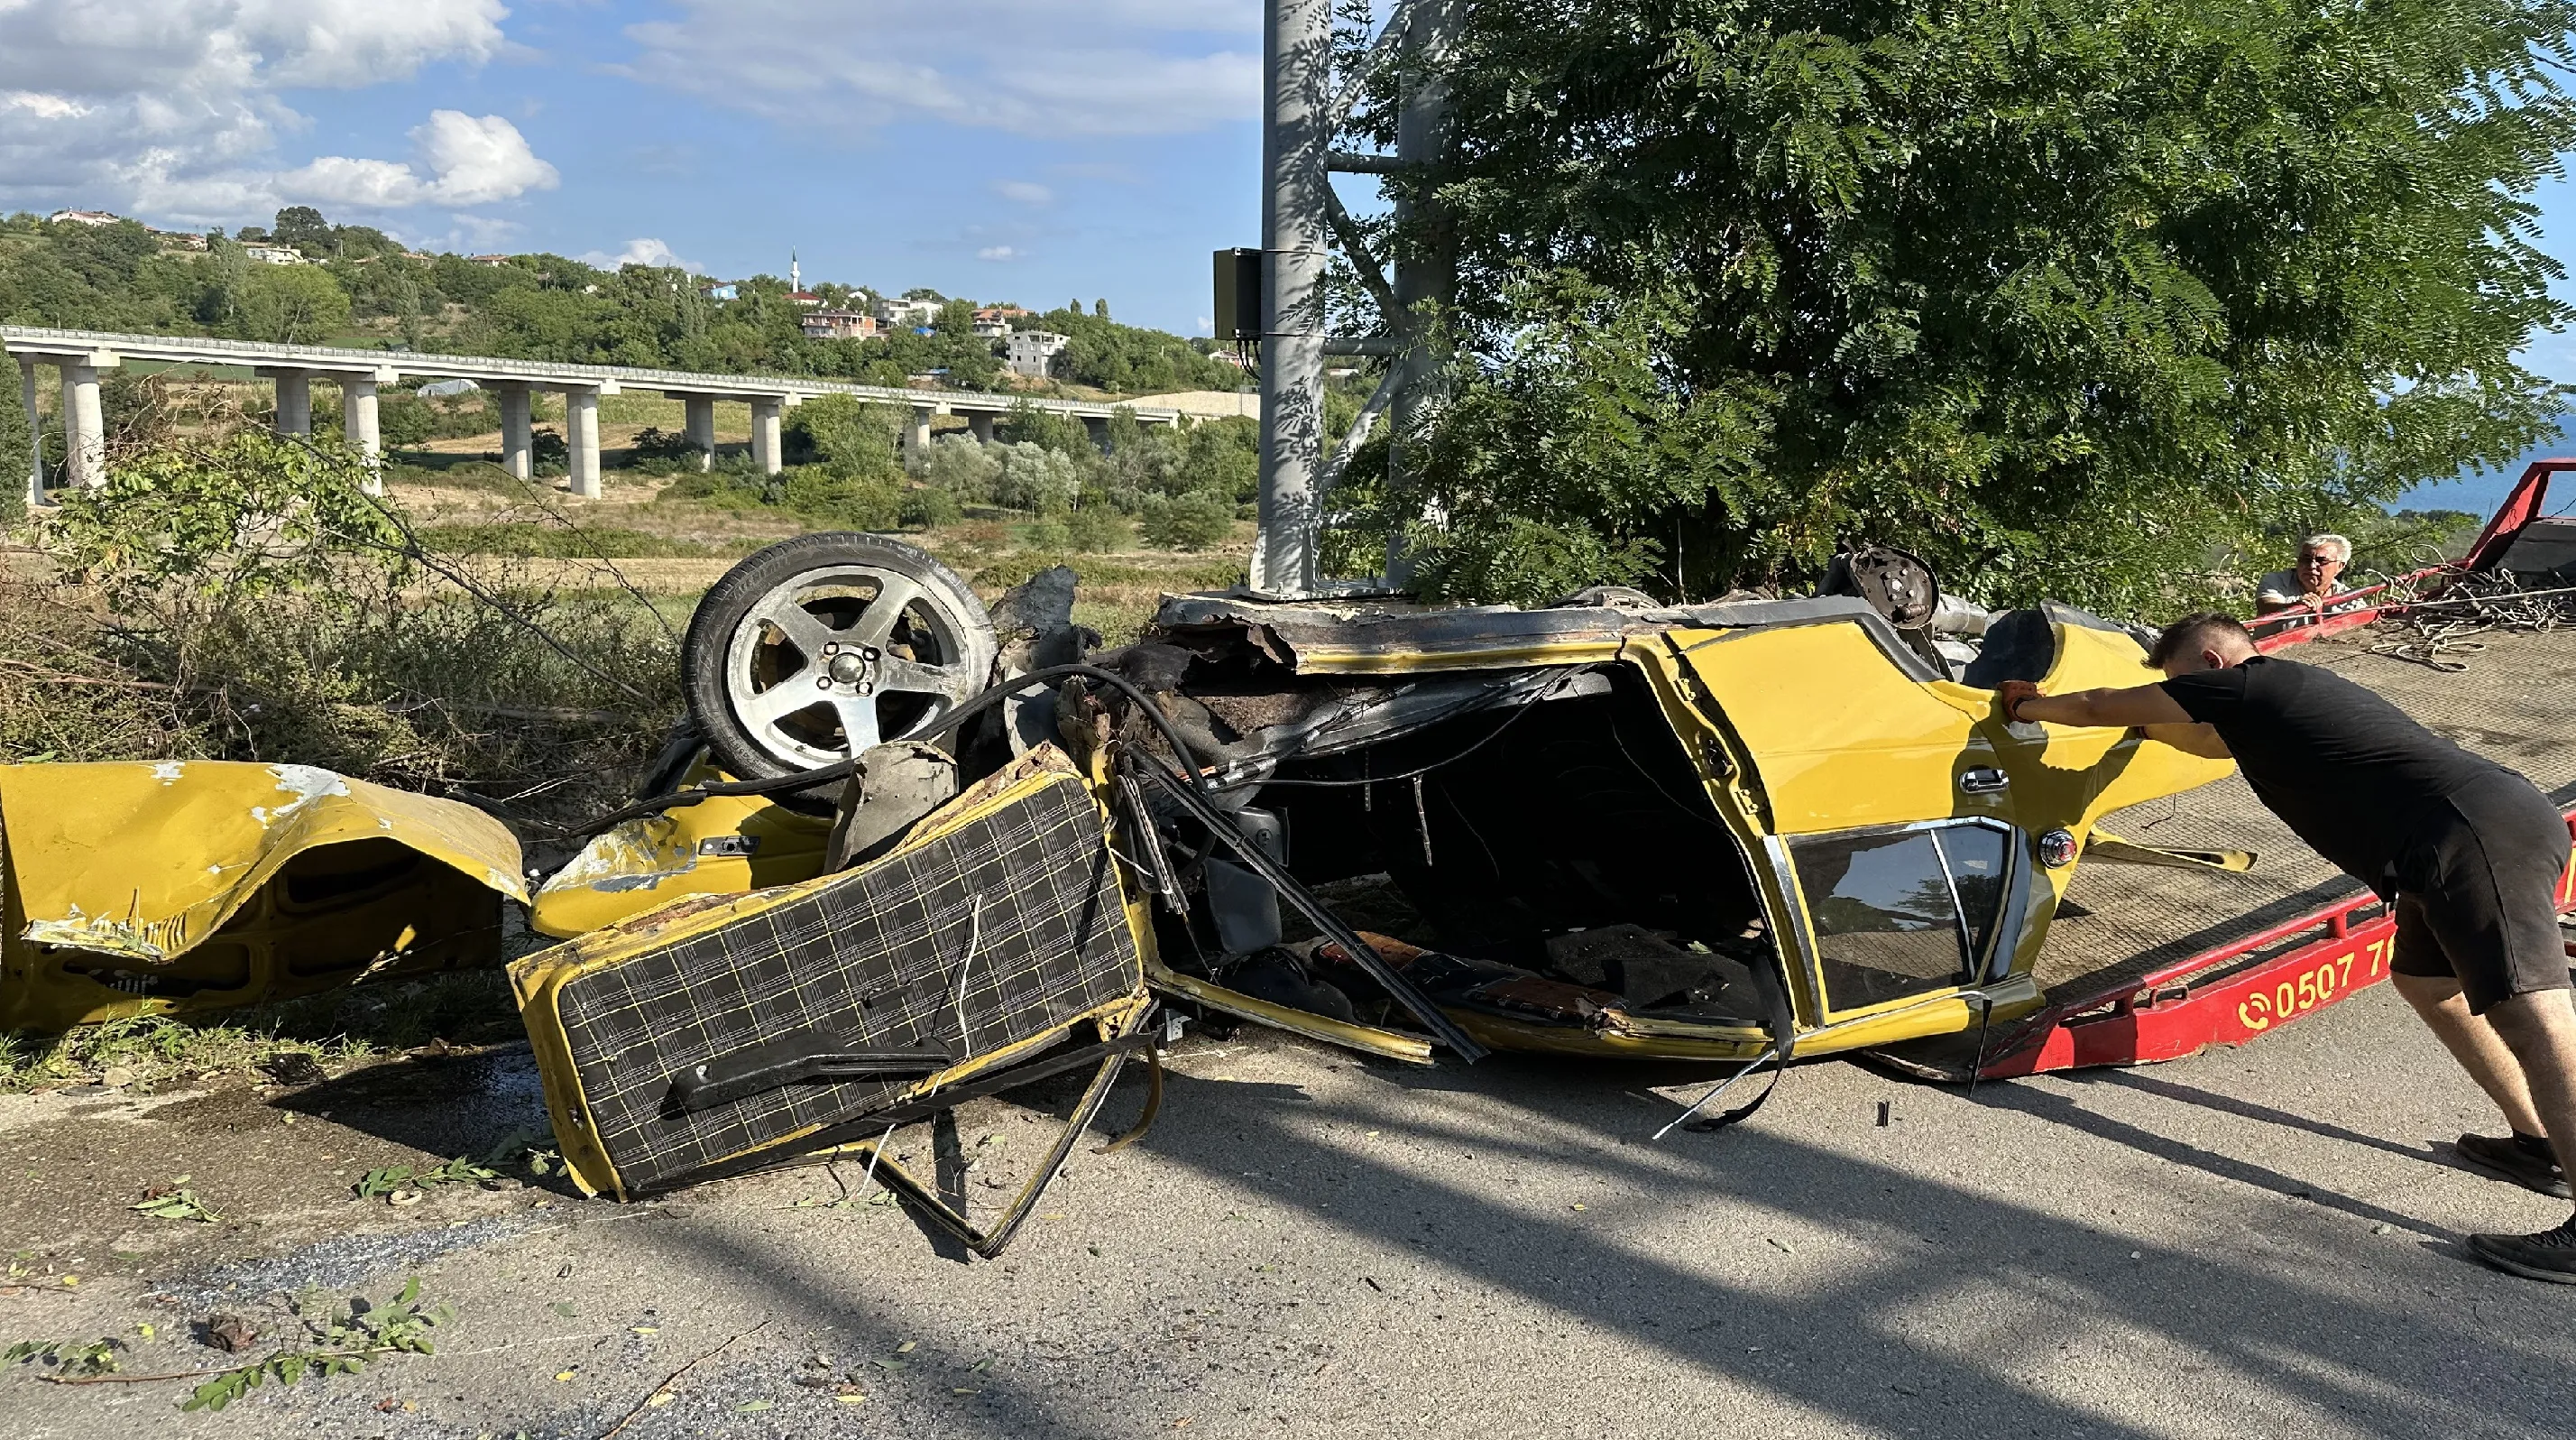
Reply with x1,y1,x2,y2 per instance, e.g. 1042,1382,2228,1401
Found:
681,533,998,794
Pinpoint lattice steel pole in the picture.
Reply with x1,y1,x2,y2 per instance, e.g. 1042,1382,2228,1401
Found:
1385,0,1458,589
1253,0,1332,598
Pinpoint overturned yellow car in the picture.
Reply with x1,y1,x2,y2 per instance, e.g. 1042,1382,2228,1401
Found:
1,532,2254,1223
516,531,2240,1191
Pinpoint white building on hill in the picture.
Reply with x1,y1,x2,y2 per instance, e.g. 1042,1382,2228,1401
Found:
876,297,943,329
1006,330,1070,378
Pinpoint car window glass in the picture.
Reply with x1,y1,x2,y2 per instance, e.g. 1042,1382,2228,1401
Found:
1934,824,2010,973
1788,823,2016,1010
1790,829,1967,1010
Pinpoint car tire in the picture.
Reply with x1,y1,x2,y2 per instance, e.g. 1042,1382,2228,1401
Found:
680,533,998,804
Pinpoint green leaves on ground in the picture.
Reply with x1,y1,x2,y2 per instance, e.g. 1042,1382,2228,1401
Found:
5,1337,123,1376
182,1277,448,1414
355,1130,552,1201
131,1176,221,1223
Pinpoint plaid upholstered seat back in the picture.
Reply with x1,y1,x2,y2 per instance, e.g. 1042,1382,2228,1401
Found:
542,769,1141,1194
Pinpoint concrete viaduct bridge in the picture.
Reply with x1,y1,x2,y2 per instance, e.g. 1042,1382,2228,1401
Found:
4,325,1180,503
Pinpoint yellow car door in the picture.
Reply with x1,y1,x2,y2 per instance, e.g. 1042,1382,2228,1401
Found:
1664,619,2041,1044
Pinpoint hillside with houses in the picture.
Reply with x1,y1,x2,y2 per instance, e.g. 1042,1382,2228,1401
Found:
4,207,1250,401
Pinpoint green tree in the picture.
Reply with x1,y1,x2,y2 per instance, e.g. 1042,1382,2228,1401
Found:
1341,0,2576,614
1140,491,1235,550
271,207,332,255
999,398,1093,456
922,434,1003,502
228,263,353,344
783,395,904,476
990,442,1082,514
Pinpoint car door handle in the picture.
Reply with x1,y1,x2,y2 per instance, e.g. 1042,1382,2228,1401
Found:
1959,767,2009,794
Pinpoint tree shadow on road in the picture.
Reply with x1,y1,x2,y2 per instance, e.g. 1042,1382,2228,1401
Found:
570,1043,2576,1440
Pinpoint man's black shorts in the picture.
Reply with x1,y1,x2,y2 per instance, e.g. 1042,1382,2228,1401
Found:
2390,769,2573,1014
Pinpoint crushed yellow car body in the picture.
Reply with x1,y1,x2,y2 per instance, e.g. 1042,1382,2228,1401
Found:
534,590,2238,1080
1099,595,2234,1069
0,761,526,1032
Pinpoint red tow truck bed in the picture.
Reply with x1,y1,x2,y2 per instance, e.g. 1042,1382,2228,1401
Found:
1946,461,2576,1079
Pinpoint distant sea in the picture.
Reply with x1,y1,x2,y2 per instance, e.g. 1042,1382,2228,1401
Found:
2395,415,2576,515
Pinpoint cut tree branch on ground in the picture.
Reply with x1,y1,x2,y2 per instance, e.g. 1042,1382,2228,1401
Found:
599,1317,773,1440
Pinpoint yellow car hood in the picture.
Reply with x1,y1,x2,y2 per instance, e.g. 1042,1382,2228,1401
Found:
0,761,526,965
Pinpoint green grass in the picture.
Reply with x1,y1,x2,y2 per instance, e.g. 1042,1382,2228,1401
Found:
972,552,1247,593
599,392,686,427
415,523,760,559
0,972,521,1094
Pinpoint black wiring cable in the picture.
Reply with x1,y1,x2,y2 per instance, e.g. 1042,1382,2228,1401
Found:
1604,704,1733,831
1213,669,1579,789
559,662,1220,840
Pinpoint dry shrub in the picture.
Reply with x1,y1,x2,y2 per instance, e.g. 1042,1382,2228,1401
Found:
13,422,686,829
0,578,203,762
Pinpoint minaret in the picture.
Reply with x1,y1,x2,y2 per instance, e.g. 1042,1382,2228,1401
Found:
790,251,800,293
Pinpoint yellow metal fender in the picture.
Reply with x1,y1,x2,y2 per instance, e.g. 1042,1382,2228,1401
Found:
528,787,830,940
0,761,525,1031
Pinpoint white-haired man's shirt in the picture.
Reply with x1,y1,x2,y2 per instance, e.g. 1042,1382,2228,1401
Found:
2257,568,2370,615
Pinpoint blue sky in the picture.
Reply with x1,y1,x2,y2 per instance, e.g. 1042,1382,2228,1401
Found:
0,0,2569,506
0,1,1267,336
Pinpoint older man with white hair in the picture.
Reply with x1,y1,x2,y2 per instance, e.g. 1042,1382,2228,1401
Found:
2256,533,2362,617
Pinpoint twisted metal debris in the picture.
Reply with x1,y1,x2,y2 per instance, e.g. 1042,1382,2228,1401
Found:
2367,570,2576,670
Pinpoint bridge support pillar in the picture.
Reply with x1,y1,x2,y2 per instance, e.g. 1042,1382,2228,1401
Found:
60,362,105,488
906,406,934,471
566,387,602,498
683,394,717,471
340,376,382,494
496,383,533,481
750,396,783,475
16,356,43,509
272,370,311,436
968,411,995,445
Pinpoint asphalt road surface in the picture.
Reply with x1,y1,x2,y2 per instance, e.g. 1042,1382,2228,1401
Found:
1,979,2568,1439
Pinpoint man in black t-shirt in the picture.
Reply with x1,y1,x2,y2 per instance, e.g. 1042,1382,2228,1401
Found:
1997,613,2576,1283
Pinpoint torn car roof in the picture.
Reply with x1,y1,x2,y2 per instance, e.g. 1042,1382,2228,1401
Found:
1149,592,1894,674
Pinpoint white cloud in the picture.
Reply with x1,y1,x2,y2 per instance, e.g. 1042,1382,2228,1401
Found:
276,112,557,210
618,1,1258,139
578,237,703,272
412,110,558,206
977,245,1018,262
276,156,428,209
2,91,91,121
0,2,512,223
993,180,1053,207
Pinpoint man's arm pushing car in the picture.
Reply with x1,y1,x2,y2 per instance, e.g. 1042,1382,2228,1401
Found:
1992,678,2233,760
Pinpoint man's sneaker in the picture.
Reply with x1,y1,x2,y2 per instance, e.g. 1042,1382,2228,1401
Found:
2469,1216,2576,1284
2455,1133,2571,1199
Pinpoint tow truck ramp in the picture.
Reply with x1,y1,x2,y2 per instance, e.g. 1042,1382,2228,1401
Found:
1881,462,2576,1081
